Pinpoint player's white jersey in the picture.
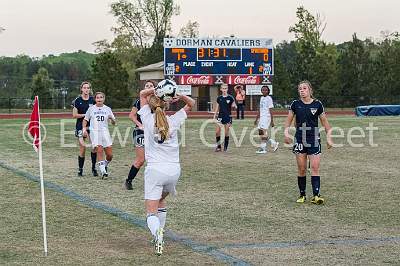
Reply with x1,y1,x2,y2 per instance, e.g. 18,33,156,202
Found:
84,104,115,131
259,96,274,117
138,105,187,163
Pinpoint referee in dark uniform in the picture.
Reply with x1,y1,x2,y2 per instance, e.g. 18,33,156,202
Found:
72,81,97,176
284,80,333,204
213,83,237,152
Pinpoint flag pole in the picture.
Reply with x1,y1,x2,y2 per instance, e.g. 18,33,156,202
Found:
37,96,48,256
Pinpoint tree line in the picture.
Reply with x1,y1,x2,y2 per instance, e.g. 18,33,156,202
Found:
0,3,399,109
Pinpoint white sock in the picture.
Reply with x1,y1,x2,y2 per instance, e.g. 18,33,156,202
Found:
158,208,167,229
147,214,160,237
98,161,106,174
105,160,110,167
269,139,277,146
260,142,267,150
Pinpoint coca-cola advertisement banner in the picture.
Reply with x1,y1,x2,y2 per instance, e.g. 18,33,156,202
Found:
179,75,214,85
227,75,260,85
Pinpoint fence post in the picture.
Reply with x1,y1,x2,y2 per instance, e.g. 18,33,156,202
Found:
8,97,11,114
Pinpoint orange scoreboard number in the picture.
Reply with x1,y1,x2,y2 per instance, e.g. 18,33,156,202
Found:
198,48,238,60
198,48,204,58
198,48,222,58
251,48,269,61
171,48,187,61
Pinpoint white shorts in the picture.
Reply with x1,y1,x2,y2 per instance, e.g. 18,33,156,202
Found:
258,116,271,130
89,130,112,148
144,163,181,200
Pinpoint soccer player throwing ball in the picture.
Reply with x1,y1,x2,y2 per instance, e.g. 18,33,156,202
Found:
138,80,195,255
72,81,97,177
254,85,279,154
213,83,236,152
82,92,116,179
284,81,333,204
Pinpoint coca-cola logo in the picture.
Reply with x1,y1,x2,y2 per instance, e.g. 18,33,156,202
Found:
232,76,258,85
184,75,212,85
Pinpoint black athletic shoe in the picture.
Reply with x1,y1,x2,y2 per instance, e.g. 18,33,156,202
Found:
92,169,98,177
125,179,133,190
78,168,83,176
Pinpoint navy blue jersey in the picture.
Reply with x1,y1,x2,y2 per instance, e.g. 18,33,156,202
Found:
72,96,94,130
290,99,325,142
217,95,235,117
132,99,142,125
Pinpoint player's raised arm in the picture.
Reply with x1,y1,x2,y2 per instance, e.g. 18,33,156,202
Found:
140,87,155,107
177,94,195,113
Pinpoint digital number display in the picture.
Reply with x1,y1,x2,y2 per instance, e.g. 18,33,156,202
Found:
164,38,274,76
197,48,242,61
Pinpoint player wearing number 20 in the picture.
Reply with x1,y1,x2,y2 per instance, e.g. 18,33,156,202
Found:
284,81,333,205
82,92,116,179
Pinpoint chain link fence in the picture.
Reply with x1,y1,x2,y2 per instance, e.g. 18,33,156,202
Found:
1,95,399,113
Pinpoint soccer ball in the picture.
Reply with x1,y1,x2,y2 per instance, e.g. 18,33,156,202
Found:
155,79,177,102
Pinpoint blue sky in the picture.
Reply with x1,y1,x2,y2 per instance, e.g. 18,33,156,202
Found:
0,0,398,56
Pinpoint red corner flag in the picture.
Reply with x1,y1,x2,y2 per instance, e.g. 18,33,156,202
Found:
28,96,40,152
27,96,48,255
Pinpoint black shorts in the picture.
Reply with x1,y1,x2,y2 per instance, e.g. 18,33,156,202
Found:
217,115,232,125
292,138,321,155
132,128,144,148
75,129,89,138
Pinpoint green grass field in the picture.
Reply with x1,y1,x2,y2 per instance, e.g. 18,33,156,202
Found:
0,116,399,265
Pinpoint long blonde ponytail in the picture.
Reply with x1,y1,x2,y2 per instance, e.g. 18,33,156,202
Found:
148,95,169,142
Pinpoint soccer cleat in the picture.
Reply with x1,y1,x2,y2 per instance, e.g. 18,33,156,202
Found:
78,168,83,177
100,168,108,179
154,228,164,256
92,169,98,177
215,147,222,152
101,172,108,179
125,179,133,190
103,166,109,178
311,195,325,205
273,142,279,152
296,195,306,203
256,148,267,154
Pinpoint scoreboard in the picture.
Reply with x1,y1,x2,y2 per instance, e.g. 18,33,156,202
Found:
164,38,274,77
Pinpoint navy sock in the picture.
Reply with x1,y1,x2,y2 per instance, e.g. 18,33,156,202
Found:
91,152,97,170
311,176,321,196
298,176,306,196
216,136,221,148
224,136,229,150
78,156,84,169
127,165,139,182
